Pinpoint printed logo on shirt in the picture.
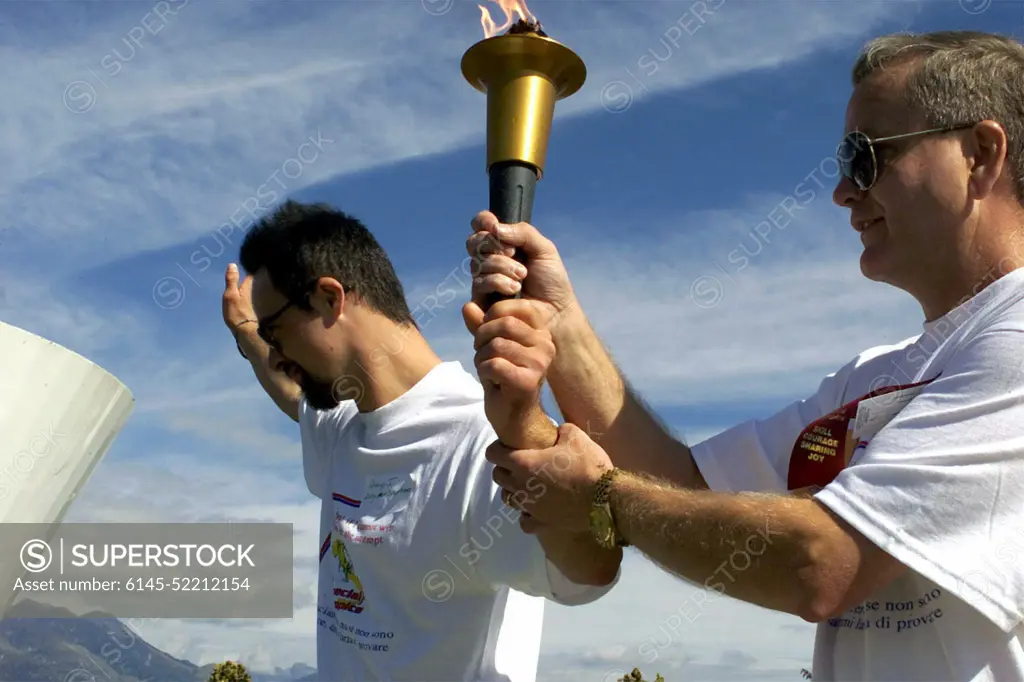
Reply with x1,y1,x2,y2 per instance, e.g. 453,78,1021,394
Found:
827,586,949,634
787,377,935,493
334,510,396,547
332,484,401,547
333,492,361,509
321,530,367,615
848,439,870,468
361,472,416,519
317,531,398,652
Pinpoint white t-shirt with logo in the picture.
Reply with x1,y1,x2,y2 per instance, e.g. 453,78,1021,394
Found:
299,360,617,682
691,269,1024,681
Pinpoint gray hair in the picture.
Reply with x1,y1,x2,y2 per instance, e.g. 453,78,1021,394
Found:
852,30,1024,201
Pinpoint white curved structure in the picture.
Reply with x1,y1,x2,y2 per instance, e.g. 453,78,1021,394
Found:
0,321,134,524
1,321,134,618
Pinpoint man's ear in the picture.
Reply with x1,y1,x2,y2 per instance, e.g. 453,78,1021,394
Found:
310,277,346,322
966,119,1008,201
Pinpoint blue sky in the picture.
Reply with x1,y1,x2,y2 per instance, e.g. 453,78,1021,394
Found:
1,0,1019,677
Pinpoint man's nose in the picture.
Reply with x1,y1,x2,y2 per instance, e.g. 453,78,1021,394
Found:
833,175,862,207
267,345,288,372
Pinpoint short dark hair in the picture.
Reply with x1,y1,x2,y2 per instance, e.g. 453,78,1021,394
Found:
239,200,414,325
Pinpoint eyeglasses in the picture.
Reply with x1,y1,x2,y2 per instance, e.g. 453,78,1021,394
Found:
836,123,977,191
257,298,299,348
256,279,321,349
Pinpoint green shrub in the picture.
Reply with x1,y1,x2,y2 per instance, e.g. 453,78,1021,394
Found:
207,660,252,682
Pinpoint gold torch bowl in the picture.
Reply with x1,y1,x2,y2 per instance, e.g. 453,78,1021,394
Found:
461,28,586,179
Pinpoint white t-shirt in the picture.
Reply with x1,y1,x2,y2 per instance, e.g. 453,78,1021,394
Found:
691,268,1024,681
299,360,617,682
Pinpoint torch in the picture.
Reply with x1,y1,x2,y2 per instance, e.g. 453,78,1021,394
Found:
461,3,585,451
461,4,586,311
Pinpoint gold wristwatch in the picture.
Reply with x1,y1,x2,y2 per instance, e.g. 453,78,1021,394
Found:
589,468,629,550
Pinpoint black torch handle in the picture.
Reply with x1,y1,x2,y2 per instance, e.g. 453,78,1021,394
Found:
483,159,558,452
484,160,538,311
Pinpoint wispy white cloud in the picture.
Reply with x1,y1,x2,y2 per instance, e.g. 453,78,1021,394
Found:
541,553,814,682
65,455,321,669
0,274,154,359
1,0,916,267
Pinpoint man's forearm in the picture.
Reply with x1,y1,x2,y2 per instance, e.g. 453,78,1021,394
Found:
609,470,837,619
494,402,620,586
549,306,705,488
235,326,301,422
535,527,621,587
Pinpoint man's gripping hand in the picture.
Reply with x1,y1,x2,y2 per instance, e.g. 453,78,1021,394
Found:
473,299,556,444
462,211,578,336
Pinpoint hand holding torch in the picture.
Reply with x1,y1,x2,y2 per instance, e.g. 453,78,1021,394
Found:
461,7,585,450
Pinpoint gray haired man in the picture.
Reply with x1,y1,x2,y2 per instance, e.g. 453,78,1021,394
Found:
466,30,1024,681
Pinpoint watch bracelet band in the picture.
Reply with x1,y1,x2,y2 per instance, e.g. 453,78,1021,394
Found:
593,468,616,505
594,468,629,547
232,319,258,360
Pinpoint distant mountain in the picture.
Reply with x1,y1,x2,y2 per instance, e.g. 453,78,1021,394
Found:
255,664,317,682
0,600,316,682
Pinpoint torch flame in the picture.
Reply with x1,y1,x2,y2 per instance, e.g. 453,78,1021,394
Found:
478,0,535,39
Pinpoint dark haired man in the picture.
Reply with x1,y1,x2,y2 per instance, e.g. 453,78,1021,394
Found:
221,200,620,682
